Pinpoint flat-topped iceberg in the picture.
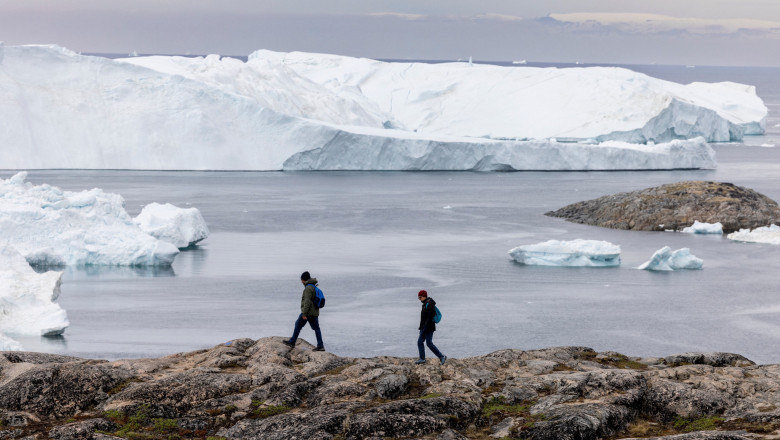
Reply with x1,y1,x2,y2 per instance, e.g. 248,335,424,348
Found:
682,220,723,234
0,172,179,266
638,247,703,271
727,224,780,244
0,245,68,351
509,239,621,267
0,44,754,170
250,50,767,142
134,203,209,249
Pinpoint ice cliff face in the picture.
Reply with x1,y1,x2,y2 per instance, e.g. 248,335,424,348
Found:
0,44,765,170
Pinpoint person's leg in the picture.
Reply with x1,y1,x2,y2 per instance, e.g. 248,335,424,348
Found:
288,314,306,343
424,330,444,359
307,316,324,349
417,330,426,360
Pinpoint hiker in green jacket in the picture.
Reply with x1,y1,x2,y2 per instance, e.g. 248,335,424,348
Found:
283,271,325,351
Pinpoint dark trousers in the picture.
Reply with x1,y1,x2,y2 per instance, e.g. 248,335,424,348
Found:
417,329,443,360
288,314,324,348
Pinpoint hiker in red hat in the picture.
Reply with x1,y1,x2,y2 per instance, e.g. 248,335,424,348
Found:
415,289,446,365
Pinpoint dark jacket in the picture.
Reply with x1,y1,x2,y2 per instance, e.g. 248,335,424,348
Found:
301,278,320,317
419,297,437,332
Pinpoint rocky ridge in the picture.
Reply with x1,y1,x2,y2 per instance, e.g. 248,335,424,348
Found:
1,338,780,439
545,181,780,233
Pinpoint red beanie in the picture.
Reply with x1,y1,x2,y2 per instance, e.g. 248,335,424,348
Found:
418,290,427,298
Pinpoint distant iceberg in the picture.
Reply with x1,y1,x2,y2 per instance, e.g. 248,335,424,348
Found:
134,203,209,249
0,44,762,171
638,247,703,271
682,220,723,234
0,172,179,266
509,239,621,267
0,245,68,351
727,224,780,244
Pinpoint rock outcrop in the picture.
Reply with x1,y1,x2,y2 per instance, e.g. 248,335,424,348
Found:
546,181,780,233
1,338,779,439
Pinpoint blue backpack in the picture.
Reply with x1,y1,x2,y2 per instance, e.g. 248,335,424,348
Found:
426,303,442,323
307,284,326,308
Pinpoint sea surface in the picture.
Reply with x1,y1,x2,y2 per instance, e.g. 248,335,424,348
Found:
13,63,780,364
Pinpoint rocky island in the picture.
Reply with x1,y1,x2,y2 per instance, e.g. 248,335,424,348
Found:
2,337,780,439
545,181,780,233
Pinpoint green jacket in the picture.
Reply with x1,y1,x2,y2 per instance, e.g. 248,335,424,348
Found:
301,278,320,317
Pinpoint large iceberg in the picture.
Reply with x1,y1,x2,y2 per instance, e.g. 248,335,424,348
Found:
0,245,68,351
0,172,179,266
134,203,209,249
509,239,621,267
0,44,759,170
249,50,767,142
638,247,703,271
727,224,780,244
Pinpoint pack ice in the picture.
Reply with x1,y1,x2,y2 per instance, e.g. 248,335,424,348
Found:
0,172,179,266
0,245,68,351
0,44,764,170
638,247,703,271
509,239,621,267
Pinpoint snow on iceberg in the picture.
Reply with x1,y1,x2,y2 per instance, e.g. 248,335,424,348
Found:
638,247,703,271
0,44,747,171
509,239,621,267
250,50,767,143
134,203,209,249
0,172,179,266
0,245,68,351
682,220,723,234
727,224,780,244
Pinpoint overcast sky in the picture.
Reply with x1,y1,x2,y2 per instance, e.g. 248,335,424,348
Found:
1,0,779,66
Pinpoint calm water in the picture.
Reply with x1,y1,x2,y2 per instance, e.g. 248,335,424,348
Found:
12,64,780,364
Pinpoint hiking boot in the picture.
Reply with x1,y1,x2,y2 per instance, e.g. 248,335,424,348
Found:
282,340,295,348
440,355,447,365
414,359,426,364
313,347,325,352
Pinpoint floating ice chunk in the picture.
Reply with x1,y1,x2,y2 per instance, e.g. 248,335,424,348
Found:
638,246,703,271
727,224,780,245
0,172,179,266
0,333,24,351
682,220,723,234
0,245,68,350
509,239,621,267
134,203,209,249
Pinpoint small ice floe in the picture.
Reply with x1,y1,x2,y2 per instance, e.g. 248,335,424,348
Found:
134,203,209,249
727,224,780,245
509,239,620,267
638,247,703,271
0,245,69,350
681,220,723,234
760,144,775,148
443,205,452,209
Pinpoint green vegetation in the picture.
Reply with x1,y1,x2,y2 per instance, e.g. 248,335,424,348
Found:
152,418,178,433
223,404,237,413
250,400,291,419
673,416,724,432
420,393,442,399
575,350,647,370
